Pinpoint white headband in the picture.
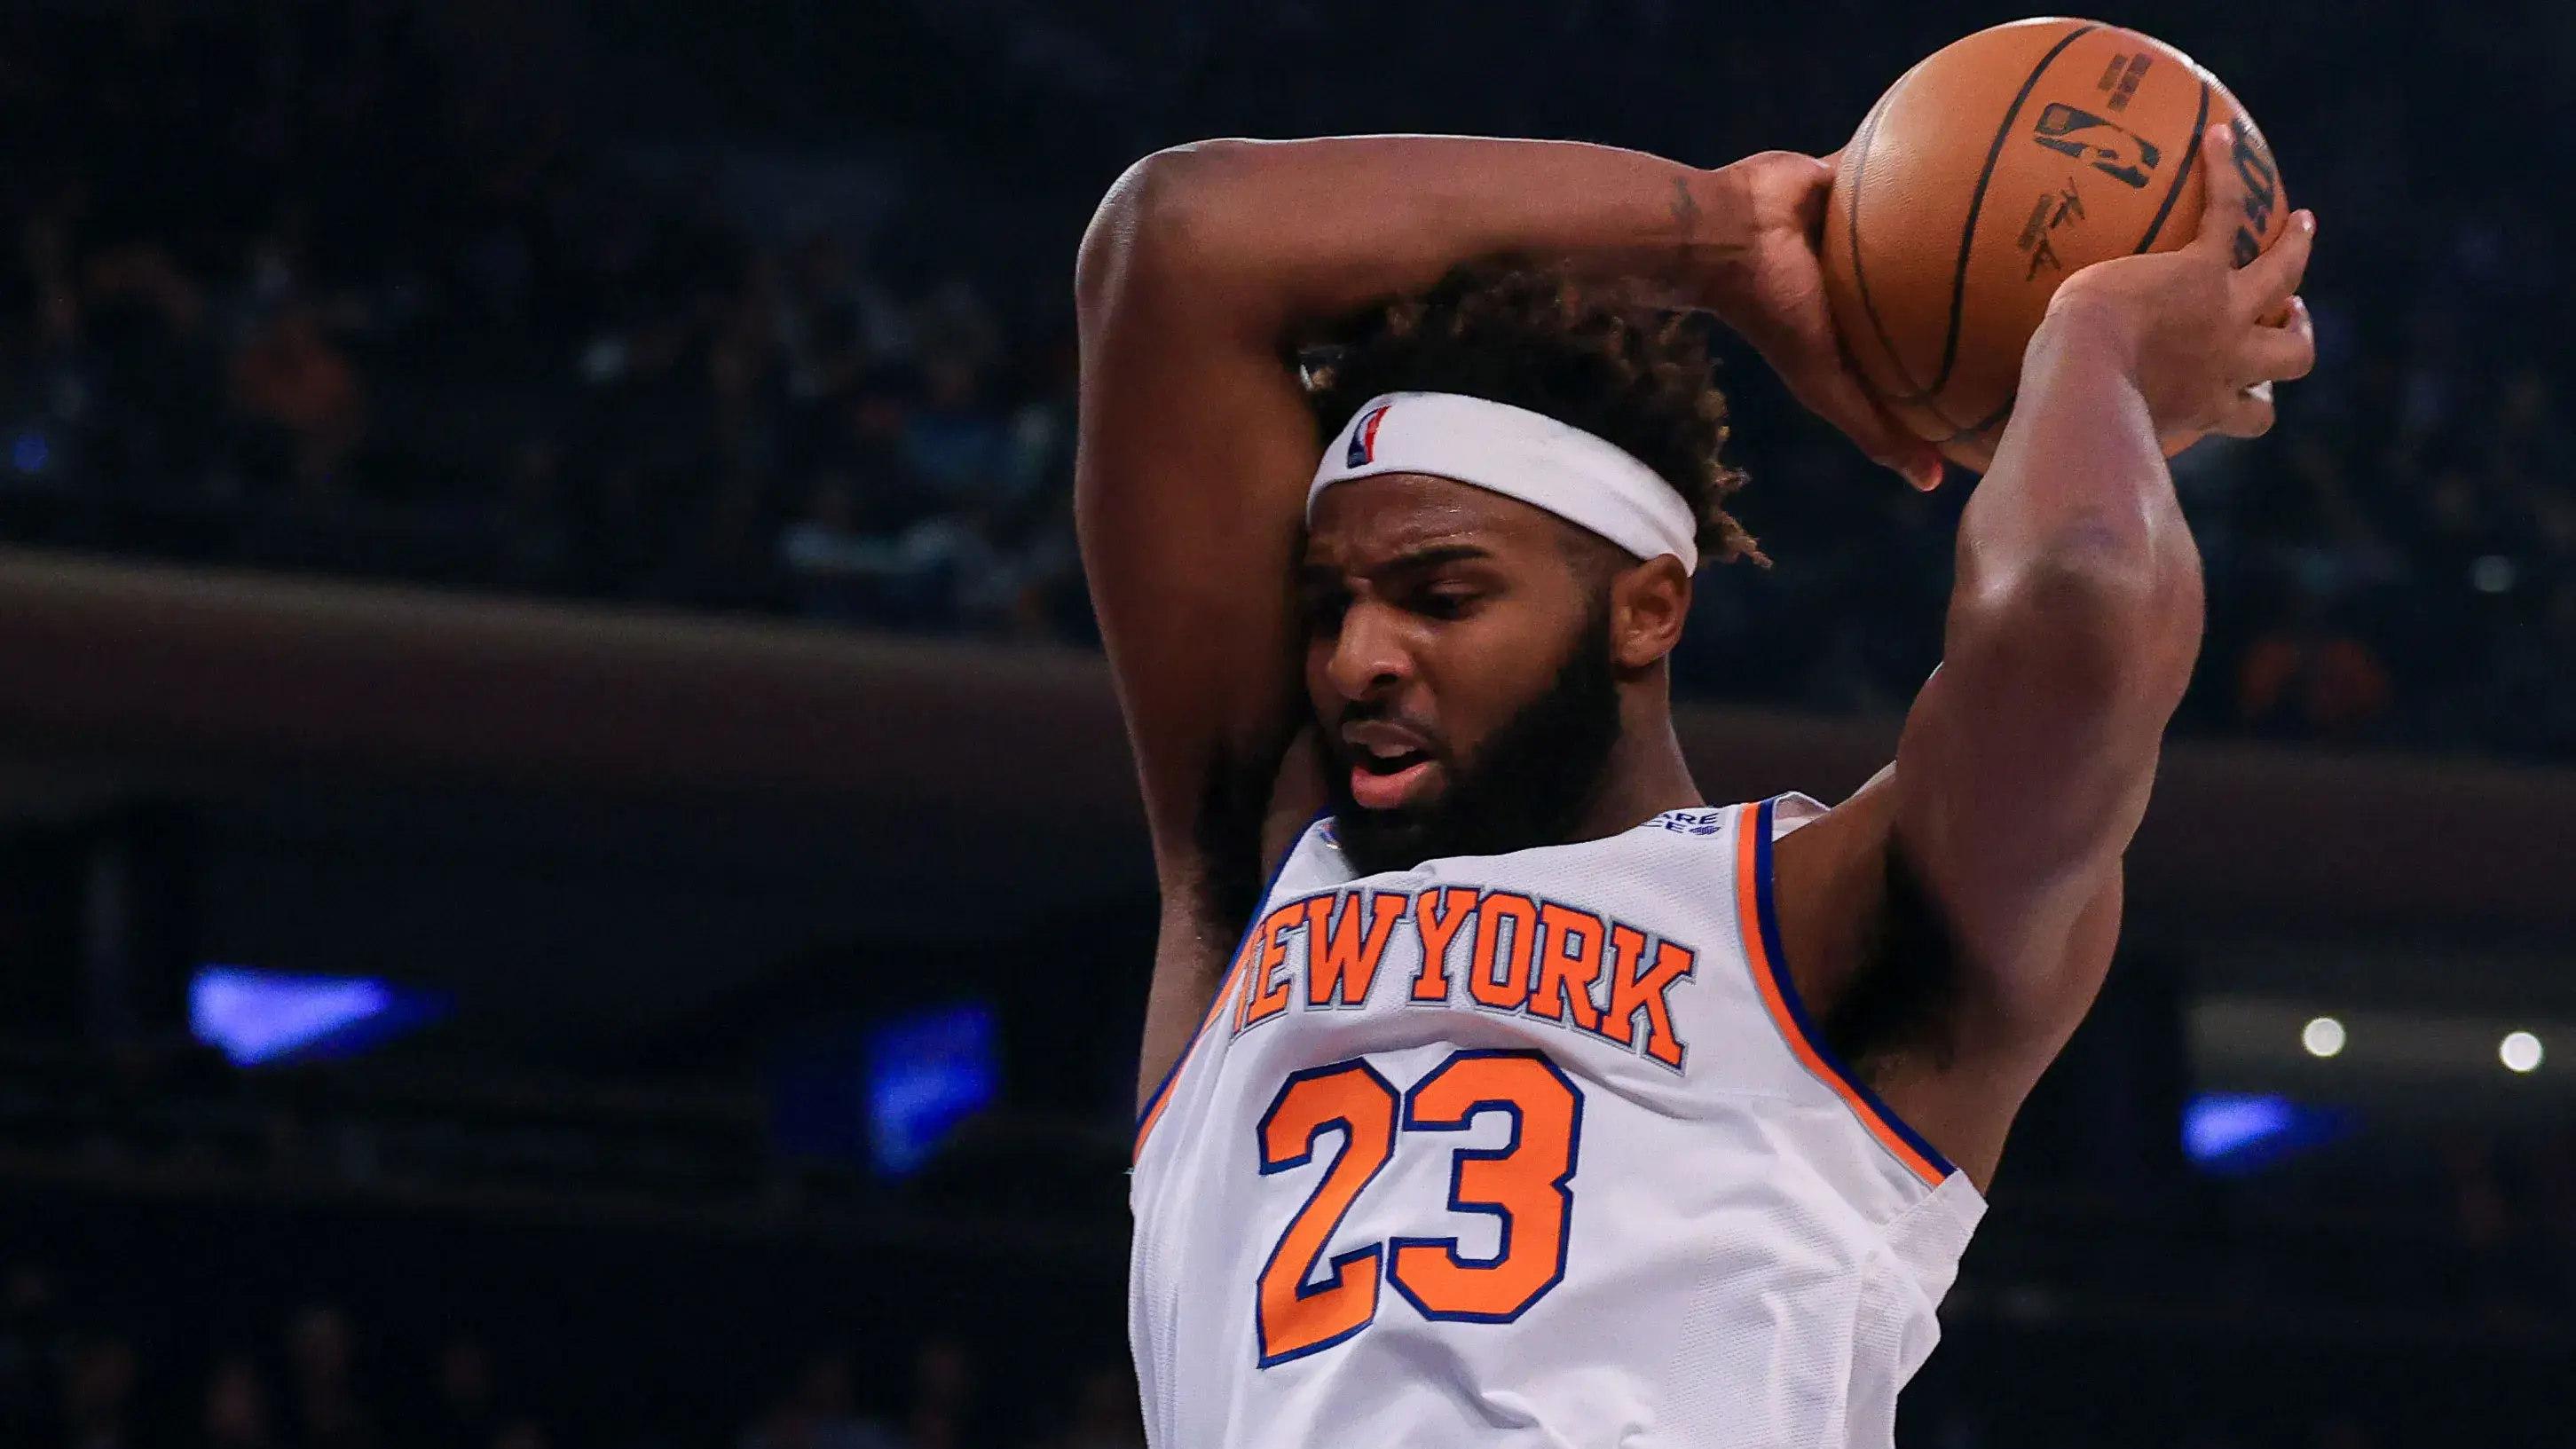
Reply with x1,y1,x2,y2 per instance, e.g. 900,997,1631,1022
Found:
1308,391,1698,573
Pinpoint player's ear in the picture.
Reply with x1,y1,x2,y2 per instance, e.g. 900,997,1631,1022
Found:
1610,555,1691,671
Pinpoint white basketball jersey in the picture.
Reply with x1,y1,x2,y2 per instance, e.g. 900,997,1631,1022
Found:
1129,795,1985,1449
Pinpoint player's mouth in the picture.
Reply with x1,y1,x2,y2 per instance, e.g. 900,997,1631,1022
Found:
1342,722,1442,811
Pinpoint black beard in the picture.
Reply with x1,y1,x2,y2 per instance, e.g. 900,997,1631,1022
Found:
1321,607,1623,876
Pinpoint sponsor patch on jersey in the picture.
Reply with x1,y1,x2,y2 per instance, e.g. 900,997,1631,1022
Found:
1652,807,1729,837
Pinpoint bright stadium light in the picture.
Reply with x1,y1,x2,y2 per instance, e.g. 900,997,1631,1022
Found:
2501,1031,2545,1074
2301,1016,2347,1059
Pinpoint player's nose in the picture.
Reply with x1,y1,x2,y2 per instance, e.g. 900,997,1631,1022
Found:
1323,598,1416,702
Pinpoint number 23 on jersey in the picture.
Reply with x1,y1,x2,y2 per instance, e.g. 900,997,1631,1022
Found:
1254,1048,1583,1366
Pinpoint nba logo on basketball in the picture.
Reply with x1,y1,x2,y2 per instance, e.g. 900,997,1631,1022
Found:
1346,403,1391,467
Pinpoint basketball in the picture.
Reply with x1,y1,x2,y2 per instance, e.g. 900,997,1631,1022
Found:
1821,18,2291,470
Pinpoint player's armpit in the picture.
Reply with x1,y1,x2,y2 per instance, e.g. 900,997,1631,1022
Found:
1772,768,2129,1189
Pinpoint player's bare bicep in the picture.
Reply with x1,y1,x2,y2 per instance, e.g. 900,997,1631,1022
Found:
1077,202,1332,1105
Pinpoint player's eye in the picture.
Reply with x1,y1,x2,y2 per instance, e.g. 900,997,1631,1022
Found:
1412,585,1481,621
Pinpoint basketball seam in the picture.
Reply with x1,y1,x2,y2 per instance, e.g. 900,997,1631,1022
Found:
1960,399,2013,438
1926,21,2100,412
1843,88,1927,399
2133,79,2213,254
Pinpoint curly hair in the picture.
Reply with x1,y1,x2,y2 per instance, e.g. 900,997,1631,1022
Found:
1301,259,1761,568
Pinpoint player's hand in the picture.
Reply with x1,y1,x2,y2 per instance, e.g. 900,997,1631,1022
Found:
2041,123,2317,448
1700,151,1947,492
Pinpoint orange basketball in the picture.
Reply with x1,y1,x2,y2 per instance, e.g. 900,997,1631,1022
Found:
1820,17,2289,470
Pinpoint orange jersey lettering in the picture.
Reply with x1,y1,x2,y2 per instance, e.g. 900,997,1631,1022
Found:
1409,888,1478,1002
1601,925,1695,1068
1236,903,1306,1034
1305,891,1408,1008
1468,893,1540,1010
1527,903,1605,1032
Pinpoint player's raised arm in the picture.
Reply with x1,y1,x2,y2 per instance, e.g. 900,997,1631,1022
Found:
1864,124,2314,1178
1076,136,1937,1104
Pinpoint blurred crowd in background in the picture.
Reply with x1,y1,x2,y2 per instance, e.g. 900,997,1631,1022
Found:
0,0,1092,646
11,1107,2576,1449
4,0,2572,759
0,1263,1145,1449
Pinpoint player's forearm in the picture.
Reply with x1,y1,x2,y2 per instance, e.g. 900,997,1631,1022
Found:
1945,304,2205,724
1079,136,1746,337
1893,309,2205,996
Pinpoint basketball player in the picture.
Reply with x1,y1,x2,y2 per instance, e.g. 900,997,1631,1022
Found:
1080,124,2312,1448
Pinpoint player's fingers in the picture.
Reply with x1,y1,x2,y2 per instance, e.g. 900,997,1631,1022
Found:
2212,380,2276,439
1792,363,1945,491
1759,321,1945,490
1766,152,1835,239
2238,209,2316,316
1823,329,1948,490
2191,123,2247,256
1882,419,1948,492
2241,296,2316,382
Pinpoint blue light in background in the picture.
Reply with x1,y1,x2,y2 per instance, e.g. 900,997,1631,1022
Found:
2183,1091,2348,1175
189,965,449,1067
868,1003,998,1178
10,432,49,473
2185,1093,2293,1161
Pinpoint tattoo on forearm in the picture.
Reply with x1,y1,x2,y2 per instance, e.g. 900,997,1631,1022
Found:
1669,176,1702,249
1662,175,1730,299
1669,173,1754,263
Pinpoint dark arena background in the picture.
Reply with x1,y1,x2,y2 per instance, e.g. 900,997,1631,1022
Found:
2,1,2572,1445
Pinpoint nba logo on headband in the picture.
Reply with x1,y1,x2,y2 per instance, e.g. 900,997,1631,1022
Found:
1345,402,1391,468
1310,391,1701,573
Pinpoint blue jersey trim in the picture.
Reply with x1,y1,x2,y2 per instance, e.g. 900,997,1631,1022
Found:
1749,796,1959,1181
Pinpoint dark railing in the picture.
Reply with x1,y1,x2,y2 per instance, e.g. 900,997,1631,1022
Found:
4,548,2568,948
